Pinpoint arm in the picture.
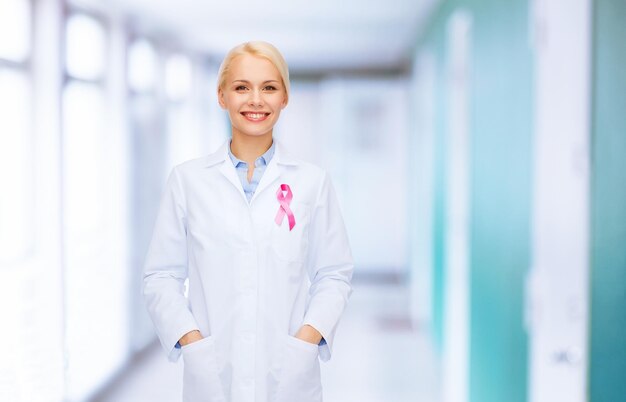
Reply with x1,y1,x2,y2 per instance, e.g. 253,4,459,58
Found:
142,167,200,362
300,171,354,361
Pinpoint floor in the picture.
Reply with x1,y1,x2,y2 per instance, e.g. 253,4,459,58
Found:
93,280,441,402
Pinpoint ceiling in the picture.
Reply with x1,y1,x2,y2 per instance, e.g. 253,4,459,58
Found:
74,0,437,74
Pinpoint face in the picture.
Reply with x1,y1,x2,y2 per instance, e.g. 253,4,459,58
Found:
218,54,288,139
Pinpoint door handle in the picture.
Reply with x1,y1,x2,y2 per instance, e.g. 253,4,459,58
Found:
552,347,582,365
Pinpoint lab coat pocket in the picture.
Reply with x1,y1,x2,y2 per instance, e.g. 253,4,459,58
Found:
181,336,226,402
271,202,311,263
274,335,322,402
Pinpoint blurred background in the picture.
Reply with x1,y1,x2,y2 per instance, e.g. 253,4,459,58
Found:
1,0,625,401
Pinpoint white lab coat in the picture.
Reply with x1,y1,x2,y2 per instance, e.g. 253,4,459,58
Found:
143,139,354,402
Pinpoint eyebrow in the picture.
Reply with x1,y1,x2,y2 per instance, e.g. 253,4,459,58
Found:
231,80,280,84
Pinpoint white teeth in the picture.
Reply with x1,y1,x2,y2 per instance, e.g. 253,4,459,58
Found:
244,113,267,120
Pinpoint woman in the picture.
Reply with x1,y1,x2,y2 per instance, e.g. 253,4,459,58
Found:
143,41,354,402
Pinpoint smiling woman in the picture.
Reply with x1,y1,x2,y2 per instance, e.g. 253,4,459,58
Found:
217,43,289,142
218,55,287,137
142,41,354,402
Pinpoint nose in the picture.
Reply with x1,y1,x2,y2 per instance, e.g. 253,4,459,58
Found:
248,89,264,107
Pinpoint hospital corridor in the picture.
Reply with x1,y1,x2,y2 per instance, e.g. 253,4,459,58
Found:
1,0,625,402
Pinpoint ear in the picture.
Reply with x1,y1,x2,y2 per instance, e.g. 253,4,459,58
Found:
281,95,288,109
217,88,226,109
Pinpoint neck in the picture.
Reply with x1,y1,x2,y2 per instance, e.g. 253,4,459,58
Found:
230,131,274,164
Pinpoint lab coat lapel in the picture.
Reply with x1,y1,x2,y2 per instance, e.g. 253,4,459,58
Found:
218,159,247,202
206,141,248,202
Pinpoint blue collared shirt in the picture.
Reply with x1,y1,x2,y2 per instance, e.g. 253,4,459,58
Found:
227,140,276,203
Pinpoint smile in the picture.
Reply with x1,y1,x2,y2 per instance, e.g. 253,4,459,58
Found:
241,112,270,122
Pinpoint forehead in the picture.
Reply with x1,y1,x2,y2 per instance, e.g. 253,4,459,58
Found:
228,54,281,82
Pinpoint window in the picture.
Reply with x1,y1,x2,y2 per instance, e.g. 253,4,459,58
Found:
0,2,38,401
126,37,167,351
165,53,192,101
0,0,33,264
65,13,106,80
0,0,31,62
128,39,158,93
63,12,128,401
165,53,201,166
0,69,32,263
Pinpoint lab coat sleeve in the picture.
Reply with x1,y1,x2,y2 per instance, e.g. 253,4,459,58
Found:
142,167,200,362
302,171,354,362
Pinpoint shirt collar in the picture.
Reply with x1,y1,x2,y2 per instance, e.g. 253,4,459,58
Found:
228,139,276,168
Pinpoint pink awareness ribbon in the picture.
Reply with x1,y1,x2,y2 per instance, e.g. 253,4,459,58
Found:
274,184,296,231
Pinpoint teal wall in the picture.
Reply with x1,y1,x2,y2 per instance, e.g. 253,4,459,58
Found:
432,26,448,353
589,0,626,401
468,1,531,401
414,1,532,401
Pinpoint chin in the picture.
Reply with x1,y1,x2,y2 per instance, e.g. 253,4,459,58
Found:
237,130,273,138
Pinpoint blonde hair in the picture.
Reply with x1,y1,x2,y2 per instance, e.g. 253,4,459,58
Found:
217,41,290,102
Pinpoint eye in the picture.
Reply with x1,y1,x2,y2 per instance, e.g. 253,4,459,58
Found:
235,85,247,91
264,85,277,91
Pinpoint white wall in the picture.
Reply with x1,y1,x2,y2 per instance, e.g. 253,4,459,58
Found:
409,51,436,327
278,77,410,275
442,10,472,402
528,0,591,401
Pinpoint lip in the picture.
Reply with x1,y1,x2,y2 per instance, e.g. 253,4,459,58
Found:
241,111,270,122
